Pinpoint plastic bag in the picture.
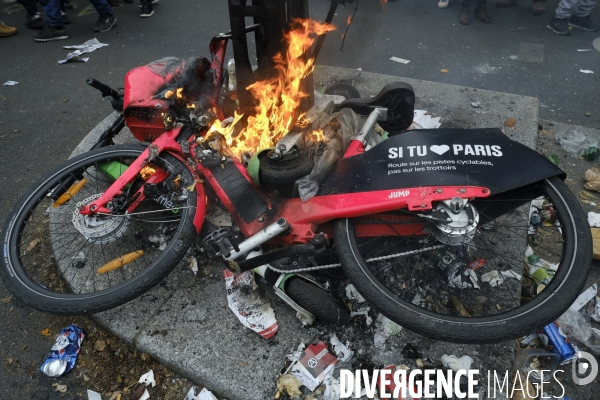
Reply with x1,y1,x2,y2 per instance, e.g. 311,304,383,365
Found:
556,131,599,158
556,310,600,355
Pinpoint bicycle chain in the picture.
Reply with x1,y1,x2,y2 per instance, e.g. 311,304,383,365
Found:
265,244,445,273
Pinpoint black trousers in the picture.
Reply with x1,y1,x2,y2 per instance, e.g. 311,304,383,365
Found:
461,0,488,7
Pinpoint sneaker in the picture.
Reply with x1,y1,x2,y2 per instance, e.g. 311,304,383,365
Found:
532,0,545,16
458,7,470,24
26,13,45,30
138,0,158,7
438,0,450,8
33,25,67,41
569,15,599,32
61,11,70,25
547,17,570,35
0,21,17,37
474,6,491,23
140,5,154,17
94,14,116,32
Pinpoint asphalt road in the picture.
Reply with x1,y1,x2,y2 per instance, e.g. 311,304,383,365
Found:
0,0,599,398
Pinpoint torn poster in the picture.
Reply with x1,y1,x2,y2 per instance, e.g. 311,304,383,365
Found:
223,269,278,339
291,339,338,391
59,38,108,65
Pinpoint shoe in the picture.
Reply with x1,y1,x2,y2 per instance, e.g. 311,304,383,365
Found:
61,11,70,25
458,8,470,24
94,14,116,32
474,6,491,22
140,5,154,17
547,17,570,35
138,0,158,7
532,1,545,16
438,0,450,8
33,25,67,41
25,13,45,30
496,0,517,8
569,15,599,32
0,21,17,37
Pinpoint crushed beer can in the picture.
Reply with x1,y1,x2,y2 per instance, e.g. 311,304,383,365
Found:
40,324,85,377
541,322,576,364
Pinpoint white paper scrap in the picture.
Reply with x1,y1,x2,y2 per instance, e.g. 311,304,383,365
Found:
501,270,521,281
390,56,410,64
330,334,354,362
59,38,108,65
578,49,592,51
138,369,156,387
588,212,600,227
345,284,365,303
441,355,473,372
350,306,372,326
184,387,218,400
223,269,278,339
139,388,150,400
374,314,402,348
3,81,18,86
569,284,597,311
87,390,102,400
580,69,594,74
481,270,504,287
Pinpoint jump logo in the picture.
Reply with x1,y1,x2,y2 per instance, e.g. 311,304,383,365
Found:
388,144,503,159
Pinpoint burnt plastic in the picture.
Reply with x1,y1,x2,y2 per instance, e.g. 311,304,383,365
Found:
337,82,415,133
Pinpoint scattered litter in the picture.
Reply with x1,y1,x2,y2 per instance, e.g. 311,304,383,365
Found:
374,314,402,348
390,56,410,64
94,340,106,352
138,370,156,387
503,118,517,128
546,154,560,166
3,81,18,86
277,373,305,398
27,238,41,251
189,257,198,275
184,387,218,400
569,284,597,311
481,270,504,287
323,373,341,400
471,102,481,108
441,68,449,73
350,307,372,326
465,268,481,288
345,284,365,303
591,297,600,322
87,390,102,400
59,38,109,64
53,383,68,393
223,269,278,339
556,130,598,158
588,212,600,227
557,310,600,355
501,270,521,281
580,69,594,74
330,334,354,362
40,324,85,377
290,339,338,392
582,146,600,161
40,328,51,336
578,49,592,51
441,354,473,372
138,388,150,400
452,297,471,317
407,110,441,130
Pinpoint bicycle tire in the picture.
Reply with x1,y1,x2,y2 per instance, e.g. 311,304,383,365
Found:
334,177,592,343
0,144,198,315
286,277,351,325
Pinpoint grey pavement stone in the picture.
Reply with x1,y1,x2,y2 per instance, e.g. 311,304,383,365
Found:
66,66,542,400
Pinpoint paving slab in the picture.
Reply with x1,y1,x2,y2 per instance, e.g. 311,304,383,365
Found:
65,66,540,400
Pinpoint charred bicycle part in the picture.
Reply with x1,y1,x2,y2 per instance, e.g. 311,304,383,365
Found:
257,147,314,197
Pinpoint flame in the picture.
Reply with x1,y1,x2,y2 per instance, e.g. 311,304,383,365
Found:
347,15,353,25
209,19,335,158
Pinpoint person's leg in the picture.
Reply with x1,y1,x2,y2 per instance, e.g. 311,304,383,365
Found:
475,0,491,22
21,0,38,15
569,0,599,30
459,0,472,24
88,0,113,16
41,0,62,28
555,0,581,18
532,0,546,16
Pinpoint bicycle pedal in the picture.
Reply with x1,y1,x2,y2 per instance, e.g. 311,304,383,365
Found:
201,227,240,259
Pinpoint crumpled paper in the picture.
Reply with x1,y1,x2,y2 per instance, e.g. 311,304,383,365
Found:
374,314,402,348
58,38,109,64
330,334,354,362
441,354,473,372
589,212,600,228
481,270,504,287
3,81,18,86
584,167,600,192
184,387,218,400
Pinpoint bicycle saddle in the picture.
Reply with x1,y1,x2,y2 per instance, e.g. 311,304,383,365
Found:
337,82,415,134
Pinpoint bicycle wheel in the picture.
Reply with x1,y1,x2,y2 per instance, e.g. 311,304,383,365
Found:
0,144,198,315
334,177,592,343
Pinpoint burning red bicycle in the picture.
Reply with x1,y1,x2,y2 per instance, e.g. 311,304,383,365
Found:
0,21,592,343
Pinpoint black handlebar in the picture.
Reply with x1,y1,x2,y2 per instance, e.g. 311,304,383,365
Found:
86,77,122,99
